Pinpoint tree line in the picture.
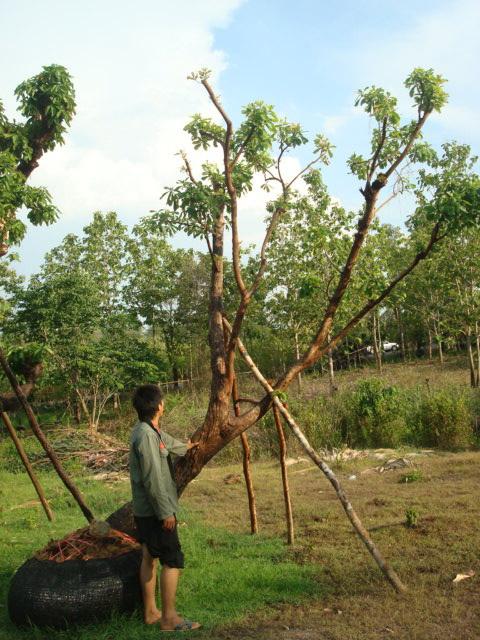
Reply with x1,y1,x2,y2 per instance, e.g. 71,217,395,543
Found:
1,191,479,431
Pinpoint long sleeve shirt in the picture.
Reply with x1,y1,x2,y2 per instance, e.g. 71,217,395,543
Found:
129,421,188,521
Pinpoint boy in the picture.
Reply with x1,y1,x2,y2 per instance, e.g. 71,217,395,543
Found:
129,383,200,631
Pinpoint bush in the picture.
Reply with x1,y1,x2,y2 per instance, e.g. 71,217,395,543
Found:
340,378,407,448
290,395,344,452
413,389,472,450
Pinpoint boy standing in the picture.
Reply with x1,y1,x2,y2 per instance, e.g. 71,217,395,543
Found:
129,383,200,631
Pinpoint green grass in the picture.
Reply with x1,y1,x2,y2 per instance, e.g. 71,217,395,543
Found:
0,470,319,639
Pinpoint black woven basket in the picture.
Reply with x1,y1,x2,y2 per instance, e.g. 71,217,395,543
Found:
8,549,142,628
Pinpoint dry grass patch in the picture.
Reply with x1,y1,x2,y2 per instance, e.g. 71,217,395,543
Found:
183,451,480,639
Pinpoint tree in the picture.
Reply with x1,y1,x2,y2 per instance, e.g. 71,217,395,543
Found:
132,67,479,495
8,215,169,431
0,65,75,256
127,221,210,384
263,171,356,388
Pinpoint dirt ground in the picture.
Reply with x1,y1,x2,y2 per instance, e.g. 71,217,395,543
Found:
183,450,480,640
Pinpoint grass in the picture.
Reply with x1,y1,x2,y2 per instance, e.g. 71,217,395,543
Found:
2,354,480,638
3,449,479,639
0,469,319,640
183,451,480,639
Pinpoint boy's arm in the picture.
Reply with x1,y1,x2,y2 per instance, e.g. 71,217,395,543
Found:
136,432,174,520
162,431,190,457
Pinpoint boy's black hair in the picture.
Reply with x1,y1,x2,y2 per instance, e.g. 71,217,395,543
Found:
132,384,163,422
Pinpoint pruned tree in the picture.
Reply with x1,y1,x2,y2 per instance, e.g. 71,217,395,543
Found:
110,68,480,591
142,68,477,486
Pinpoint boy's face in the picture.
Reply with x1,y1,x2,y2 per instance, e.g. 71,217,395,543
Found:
157,400,165,418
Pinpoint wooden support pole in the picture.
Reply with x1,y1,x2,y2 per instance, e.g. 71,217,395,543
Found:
1,411,54,522
232,375,258,534
233,329,407,594
0,348,95,524
272,404,294,545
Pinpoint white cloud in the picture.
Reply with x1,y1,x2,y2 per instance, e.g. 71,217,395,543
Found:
320,107,360,136
0,1,256,272
352,0,480,118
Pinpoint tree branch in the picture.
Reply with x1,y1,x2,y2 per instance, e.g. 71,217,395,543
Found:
326,221,443,352
286,156,321,190
384,111,429,180
230,126,256,169
368,117,388,183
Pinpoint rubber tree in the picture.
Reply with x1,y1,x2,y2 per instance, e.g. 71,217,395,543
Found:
141,67,479,493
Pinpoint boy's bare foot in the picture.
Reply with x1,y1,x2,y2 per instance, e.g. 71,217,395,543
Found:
160,615,201,631
145,608,162,625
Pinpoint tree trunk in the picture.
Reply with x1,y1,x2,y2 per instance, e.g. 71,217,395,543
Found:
395,307,406,363
173,206,233,492
428,327,433,360
433,320,443,365
272,404,294,545
475,322,480,388
73,395,82,424
75,387,93,430
232,375,258,534
294,332,302,392
437,338,444,364
466,328,476,387
372,312,383,373
1,411,54,522
173,363,180,390
328,349,336,394
327,333,336,395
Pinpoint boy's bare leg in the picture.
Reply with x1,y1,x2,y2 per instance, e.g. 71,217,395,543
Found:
140,544,162,624
159,566,183,629
159,566,201,630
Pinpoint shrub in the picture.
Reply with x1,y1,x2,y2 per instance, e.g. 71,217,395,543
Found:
413,389,472,450
405,507,419,528
340,378,407,448
288,395,344,452
399,469,422,483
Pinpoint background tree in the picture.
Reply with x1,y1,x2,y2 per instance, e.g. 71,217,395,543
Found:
0,65,75,256
127,221,210,385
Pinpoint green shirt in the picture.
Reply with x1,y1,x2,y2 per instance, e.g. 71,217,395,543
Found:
129,421,188,520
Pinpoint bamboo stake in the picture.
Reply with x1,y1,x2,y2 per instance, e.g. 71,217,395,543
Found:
232,375,258,534
272,404,294,545
0,348,95,523
1,411,54,522
233,331,407,593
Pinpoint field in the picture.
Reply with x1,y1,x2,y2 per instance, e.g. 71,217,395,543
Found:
1,358,480,639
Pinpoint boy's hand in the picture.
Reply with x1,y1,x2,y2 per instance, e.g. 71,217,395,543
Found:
162,515,176,530
187,439,200,450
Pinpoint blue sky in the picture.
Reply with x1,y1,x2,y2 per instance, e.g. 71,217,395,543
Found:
1,0,478,276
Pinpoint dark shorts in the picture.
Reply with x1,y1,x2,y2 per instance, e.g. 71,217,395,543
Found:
134,515,185,569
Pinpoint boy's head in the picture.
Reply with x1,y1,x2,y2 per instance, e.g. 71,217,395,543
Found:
132,384,164,423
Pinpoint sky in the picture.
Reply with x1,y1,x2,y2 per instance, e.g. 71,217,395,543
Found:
1,0,479,277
